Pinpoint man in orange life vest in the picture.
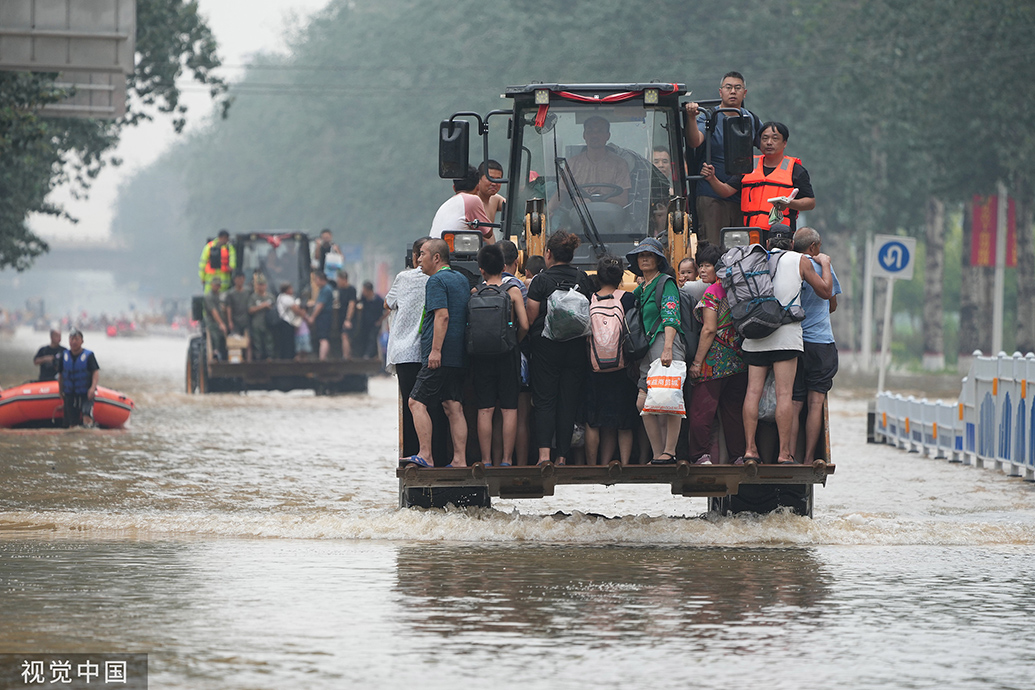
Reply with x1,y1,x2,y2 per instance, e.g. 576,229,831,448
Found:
700,121,815,233
198,229,238,293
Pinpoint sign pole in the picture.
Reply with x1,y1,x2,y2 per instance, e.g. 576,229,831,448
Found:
877,277,895,393
992,180,1007,355
861,235,874,371
871,234,916,393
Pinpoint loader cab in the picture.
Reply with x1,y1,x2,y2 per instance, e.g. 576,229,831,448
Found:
440,83,695,274
236,232,312,302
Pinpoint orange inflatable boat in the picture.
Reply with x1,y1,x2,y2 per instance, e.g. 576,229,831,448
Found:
0,381,135,429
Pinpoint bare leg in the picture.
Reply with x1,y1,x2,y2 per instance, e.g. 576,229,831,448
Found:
618,429,633,465
340,333,352,360
443,400,468,467
319,339,330,361
791,399,805,459
804,390,826,463
663,414,681,457
598,427,618,465
500,408,517,464
772,358,799,462
408,397,434,464
477,408,494,465
742,365,768,460
584,425,600,466
638,389,665,458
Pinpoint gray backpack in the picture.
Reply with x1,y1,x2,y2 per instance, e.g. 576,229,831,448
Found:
717,244,804,340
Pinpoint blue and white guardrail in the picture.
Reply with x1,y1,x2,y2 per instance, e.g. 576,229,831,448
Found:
872,351,1035,481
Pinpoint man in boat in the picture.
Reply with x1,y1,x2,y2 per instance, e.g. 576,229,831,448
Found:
33,329,66,381
57,328,99,428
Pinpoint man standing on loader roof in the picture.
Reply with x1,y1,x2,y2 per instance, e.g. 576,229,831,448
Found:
684,71,763,246
198,229,237,293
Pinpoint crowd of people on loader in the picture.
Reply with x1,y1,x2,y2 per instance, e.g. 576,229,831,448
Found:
392,70,840,468
392,222,839,469
197,229,387,363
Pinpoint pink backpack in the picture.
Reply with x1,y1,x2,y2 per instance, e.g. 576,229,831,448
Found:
588,290,627,372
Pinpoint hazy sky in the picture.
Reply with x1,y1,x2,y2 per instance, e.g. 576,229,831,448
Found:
29,0,332,244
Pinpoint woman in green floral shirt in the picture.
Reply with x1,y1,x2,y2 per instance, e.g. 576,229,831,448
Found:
627,238,684,464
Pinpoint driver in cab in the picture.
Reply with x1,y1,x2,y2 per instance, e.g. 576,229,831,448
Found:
567,116,631,206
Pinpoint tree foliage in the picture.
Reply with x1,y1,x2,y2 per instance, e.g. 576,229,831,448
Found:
106,0,1035,331
0,0,228,271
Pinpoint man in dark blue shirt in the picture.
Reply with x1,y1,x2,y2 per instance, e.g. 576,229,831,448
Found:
684,71,762,246
402,238,471,468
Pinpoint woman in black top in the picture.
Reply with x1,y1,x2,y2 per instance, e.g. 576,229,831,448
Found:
525,231,595,465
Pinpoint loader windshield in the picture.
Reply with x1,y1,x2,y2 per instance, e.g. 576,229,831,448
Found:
510,103,678,263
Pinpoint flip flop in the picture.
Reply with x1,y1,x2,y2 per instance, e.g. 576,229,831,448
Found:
399,455,431,468
734,456,760,466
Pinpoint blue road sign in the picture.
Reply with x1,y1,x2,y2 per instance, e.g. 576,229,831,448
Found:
873,235,916,280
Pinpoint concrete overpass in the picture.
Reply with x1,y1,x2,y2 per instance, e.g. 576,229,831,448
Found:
30,240,131,272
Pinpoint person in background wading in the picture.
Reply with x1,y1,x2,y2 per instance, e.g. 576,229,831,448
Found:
525,231,595,466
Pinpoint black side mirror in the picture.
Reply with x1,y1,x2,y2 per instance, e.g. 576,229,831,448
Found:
723,115,755,175
439,120,469,179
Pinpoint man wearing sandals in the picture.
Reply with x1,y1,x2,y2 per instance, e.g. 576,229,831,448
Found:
739,225,832,465
401,238,471,469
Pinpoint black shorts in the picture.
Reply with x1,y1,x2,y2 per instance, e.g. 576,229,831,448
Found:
741,348,801,368
409,365,465,407
470,349,520,410
793,341,839,400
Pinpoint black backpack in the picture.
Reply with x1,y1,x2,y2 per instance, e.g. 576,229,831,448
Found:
466,283,518,355
718,245,804,340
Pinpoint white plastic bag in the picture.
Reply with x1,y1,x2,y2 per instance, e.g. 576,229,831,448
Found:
543,287,591,341
641,359,687,417
758,369,777,422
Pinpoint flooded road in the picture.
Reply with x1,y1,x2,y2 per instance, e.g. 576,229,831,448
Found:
2,328,1034,689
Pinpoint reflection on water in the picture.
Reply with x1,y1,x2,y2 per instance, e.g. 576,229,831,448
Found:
394,545,830,644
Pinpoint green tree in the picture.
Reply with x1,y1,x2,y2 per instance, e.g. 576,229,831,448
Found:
0,0,228,272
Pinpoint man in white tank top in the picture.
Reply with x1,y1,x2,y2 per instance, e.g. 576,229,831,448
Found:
739,225,833,465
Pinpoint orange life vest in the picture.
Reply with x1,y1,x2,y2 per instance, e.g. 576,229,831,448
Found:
741,155,801,230
204,241,230,274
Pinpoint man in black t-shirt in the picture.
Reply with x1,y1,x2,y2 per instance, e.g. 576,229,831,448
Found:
354,281,385,360
33,329,66,381
335,269,358,359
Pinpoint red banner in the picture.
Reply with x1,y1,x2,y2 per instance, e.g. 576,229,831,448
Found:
971,195,1016,267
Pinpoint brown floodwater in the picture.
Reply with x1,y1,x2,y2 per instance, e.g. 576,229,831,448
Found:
2,327,1034,689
